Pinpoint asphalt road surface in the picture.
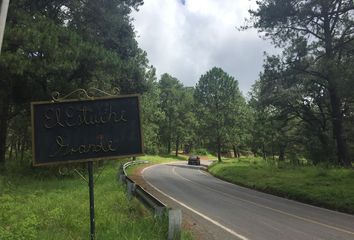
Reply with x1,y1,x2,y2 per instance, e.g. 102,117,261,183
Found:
142,162,354,240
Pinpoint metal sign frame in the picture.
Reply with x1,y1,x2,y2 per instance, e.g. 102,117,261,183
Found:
31,92,144,166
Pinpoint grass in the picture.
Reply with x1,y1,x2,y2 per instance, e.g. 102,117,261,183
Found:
0,161,169,240
208,157,354,214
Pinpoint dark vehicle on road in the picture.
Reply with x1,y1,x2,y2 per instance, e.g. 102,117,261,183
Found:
188,155,200,165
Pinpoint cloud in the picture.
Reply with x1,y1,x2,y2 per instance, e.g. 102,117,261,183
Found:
132,0,277,95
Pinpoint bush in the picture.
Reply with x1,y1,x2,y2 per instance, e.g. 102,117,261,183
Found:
191,148,209,155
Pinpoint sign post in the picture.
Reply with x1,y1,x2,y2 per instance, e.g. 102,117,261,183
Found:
0,0,10,54
88,161,95,240
31,88,144,239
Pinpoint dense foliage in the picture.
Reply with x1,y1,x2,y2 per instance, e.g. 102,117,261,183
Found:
194,67,244,162
0,0,148,168
2,0,353,171
246,0,354,166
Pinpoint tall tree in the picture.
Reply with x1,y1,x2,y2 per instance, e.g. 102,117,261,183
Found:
68,0,143,58
249,0,354,166
0,0,147,166
158,73,183,154
226,94,250,158
255,53,336,164
248,81,274,159
67,0,147,94
141,66,164,154
194,67,243,162
0,6,89,165
174,87,197,156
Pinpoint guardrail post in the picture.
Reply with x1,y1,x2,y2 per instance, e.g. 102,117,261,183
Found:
168,209,182,240
117,166,125,184
118,173,126,184
127,181,136,200
154,206,165,219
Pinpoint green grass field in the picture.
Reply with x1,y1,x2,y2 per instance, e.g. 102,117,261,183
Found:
208,157,354,214
0,159,191,240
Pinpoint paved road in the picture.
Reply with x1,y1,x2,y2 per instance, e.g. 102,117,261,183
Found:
142,162,354,240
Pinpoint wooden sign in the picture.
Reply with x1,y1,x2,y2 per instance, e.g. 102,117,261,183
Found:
31,95,144,166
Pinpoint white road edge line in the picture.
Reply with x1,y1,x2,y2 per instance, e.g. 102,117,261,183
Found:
198,169,209,176
142,164,250,240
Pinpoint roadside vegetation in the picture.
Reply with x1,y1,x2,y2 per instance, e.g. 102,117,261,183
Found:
0,158,194,240
209,157,354,214
0,161,167,240
3,1,354,172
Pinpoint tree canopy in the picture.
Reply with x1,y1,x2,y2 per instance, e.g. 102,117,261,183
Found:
194,67,244,162
0,0,147,166
2,0,353,170
248,0,354,166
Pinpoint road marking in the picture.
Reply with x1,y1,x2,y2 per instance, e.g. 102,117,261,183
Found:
172,166,354,236
172,166,178,176
143,165,249,240
198,169,209,176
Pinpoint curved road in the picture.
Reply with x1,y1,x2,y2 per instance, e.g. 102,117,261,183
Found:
142,162,354,240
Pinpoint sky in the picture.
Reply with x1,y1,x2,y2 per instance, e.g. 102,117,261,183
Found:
131,0,277,95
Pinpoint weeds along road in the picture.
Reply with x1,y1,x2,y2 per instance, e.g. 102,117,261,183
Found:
142,162,354,240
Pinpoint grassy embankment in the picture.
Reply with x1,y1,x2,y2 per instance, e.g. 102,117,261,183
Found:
0,157,192,240
208,157,354,214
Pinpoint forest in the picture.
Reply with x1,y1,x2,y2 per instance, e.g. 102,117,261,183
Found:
1,0,354,172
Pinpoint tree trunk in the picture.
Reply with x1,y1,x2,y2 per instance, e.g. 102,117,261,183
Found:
167,113,172,154
328,84,350,167
232,145,237,158
175,136,179,157
271,135,275,160
167,140,171,155
262,143,266,160
9,141,13,161
15,140,19,161
0,94,10,166
323,11,351,167
279,146,285,161
20,138,25,163
217,138,221,162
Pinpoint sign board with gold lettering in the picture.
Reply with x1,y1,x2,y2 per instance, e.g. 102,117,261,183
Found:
31,95,143,166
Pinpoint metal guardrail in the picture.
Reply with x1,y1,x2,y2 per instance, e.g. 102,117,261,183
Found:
122,160,149,176
118,160,182,239
119,161,166,216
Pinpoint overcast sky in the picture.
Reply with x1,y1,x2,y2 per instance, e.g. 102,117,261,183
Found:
131,0,277,94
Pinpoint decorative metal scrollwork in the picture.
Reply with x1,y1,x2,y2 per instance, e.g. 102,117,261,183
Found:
51,87,120,102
